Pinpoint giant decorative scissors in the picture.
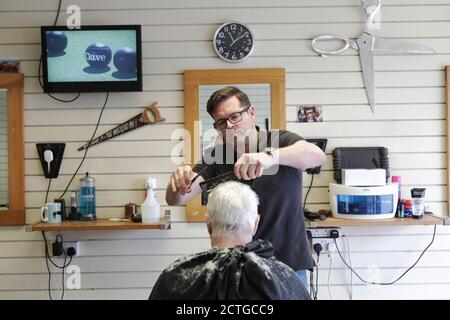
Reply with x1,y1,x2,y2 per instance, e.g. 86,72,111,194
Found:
311,0,435,113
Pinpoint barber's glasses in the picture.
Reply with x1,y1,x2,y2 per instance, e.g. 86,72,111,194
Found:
213,105,251,130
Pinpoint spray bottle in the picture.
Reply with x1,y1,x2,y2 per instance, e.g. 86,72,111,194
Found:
141,177,160,223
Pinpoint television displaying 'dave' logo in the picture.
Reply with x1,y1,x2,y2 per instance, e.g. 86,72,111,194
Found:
84,43,138,74
85,43,112,69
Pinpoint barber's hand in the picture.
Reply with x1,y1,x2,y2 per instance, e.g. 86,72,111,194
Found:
234,152,275,180
170,165,193,195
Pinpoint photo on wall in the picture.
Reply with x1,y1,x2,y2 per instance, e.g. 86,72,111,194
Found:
297,105,323,123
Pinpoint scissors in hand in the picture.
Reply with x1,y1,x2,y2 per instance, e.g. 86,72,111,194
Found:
311,0,435,113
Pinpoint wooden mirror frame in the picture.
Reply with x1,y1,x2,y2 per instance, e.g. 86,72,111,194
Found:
446,66,450,218
0,73,25,225
184,68,285,222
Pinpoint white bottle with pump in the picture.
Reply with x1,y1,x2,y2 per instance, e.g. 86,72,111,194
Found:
141,177,160,223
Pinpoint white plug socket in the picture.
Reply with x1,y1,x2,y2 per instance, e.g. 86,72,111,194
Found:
312,238,334,253
61,241,80,257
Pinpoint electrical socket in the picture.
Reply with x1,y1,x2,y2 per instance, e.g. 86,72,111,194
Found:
312,238,335,253
308,227,340,239
308,227,340,254
61,241,80,257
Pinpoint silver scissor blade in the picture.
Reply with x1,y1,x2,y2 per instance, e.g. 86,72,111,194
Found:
359,50,376,113
373,37,435,54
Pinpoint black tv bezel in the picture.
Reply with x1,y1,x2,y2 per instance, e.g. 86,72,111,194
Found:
41,25,143,93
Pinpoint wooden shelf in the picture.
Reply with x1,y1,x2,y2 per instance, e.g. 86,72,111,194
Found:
307,214,445,228
31,217,170,231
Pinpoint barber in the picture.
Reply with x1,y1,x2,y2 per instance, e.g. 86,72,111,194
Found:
166,86,326,286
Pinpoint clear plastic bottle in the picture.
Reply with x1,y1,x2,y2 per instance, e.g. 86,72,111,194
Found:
69,191,78,220
141,177,160,223
79,172,96,221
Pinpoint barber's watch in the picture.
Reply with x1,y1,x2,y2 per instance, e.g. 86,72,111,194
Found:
263,147,278,165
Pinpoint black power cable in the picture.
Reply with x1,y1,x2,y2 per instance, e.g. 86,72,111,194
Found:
42,232,73,300
334,224,437,286
61,241,68,300
312,243,322,300
44,178,52,203
52,0,63,26
303,173,315,213
58,91,109,199
37,0,81,103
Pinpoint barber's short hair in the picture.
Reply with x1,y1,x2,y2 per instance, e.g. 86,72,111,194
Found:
207,181,259,238
206,86,252,117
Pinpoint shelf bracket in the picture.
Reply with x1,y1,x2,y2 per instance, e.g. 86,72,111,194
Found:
160,209,171,230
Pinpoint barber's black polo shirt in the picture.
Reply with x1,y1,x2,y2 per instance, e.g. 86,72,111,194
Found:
193,129,315,271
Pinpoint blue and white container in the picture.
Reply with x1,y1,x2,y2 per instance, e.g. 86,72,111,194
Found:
329,183,399,219
79,172,96,221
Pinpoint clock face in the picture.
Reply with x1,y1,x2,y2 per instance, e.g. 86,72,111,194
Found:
214,22,254,62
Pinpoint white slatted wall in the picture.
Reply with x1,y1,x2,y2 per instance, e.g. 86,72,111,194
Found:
0,0,450,299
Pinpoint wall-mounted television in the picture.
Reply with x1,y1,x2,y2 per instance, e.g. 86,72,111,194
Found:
41,25,142,93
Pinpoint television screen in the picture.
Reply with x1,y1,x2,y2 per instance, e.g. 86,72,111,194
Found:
41,25,142,92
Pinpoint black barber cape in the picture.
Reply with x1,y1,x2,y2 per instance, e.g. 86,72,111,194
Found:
149,240,311,300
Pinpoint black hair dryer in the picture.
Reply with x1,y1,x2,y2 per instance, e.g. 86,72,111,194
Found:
36,143,65,178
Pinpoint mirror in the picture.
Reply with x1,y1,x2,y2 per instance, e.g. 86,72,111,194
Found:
199,83,271,156
0,73,25,225
446,66,450,218
184,68,285,221
0,90,7,208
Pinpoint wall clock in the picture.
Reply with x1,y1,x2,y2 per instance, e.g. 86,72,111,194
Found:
213,21,254,62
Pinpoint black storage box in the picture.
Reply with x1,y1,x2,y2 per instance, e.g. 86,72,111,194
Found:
332,147,390,184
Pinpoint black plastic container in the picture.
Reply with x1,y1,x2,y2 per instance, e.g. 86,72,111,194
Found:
332,147,390,183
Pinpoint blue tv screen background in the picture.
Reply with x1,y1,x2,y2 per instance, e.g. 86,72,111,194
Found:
46,30,138,83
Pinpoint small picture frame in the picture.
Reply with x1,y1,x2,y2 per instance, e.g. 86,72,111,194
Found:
0,58,20,73
297,105,323,123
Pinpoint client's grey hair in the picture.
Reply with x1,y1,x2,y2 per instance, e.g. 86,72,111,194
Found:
206,181,259,238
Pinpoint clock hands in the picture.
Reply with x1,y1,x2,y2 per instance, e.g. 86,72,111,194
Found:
230,31,249,46
228,32,235,43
